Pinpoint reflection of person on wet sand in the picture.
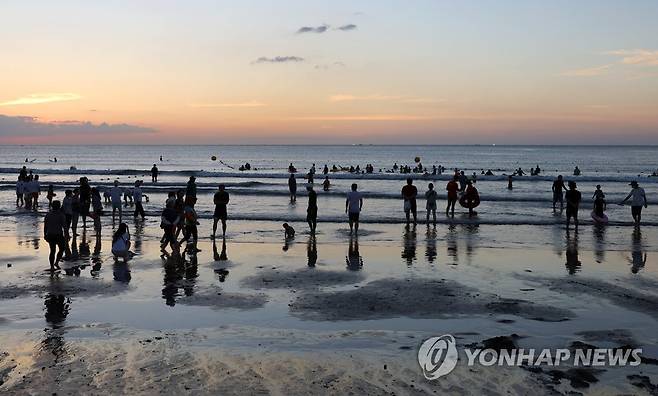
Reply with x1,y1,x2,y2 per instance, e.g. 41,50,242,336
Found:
446,224,458,263
565,230,581,275
629,228,647,274
307,236,317,267
213,238,228,261
346,236,363,270
42,291,70,364
401,224,417,266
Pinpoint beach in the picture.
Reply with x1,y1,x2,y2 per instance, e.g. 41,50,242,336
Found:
1,145,658,395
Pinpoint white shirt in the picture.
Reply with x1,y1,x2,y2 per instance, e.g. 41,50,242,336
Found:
346,191,363,213
110,186,123,203
629,187,646,206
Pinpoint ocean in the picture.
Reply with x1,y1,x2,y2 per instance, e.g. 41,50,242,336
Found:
1,145,656,226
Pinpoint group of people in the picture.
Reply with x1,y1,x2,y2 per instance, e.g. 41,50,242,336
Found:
25,160,652,271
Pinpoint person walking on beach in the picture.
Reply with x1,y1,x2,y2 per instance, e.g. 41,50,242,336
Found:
71,188,81,236
111,223,131,261
133,180,146,220
446,176,459,218
425,183,438,226
212,184,229,239
91,187,103,235
346,183,363,235
46,185,56,209
44,200,66,271
621,181,647,225
401,178,418,226
79,177,91,228
110,180,123,223
565,181,581,229
552,175,567,210
15,177,24,207
181,196,200,253
465,181,479,218
160,200,180,256
307,185,318,234
62,190,73,239
288,173,297,203
186,176,197,200
151,164,159,183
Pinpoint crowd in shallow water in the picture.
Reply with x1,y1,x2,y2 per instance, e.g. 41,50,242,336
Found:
10,160,651,272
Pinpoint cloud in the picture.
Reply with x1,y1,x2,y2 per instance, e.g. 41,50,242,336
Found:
604,49,658,66
314,61,346,70
0,93,82,106
337,24,357,31
189,101,266,108
288,115,434,121
296,25,329,34
251,56,304,64
329,94,440,104
559,64,612,77
0,114,155,137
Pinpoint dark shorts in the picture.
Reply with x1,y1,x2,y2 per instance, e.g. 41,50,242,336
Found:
348,212,359,222
566,205,578,219
46,234,66,250
404,200,417,213
307,207,317,221
632,206,643,217
553,191,563,203
214,206,227,220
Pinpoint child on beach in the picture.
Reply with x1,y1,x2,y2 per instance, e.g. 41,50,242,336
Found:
46,185,56,209
425,183,438,225
283,223,295,238
111,223,132,261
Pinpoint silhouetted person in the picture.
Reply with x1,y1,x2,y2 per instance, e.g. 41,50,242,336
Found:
565,230,581,274
306,185,318,234
111,223,131,261
346,183,363,235
446,176,459,218
288,173,297,202
464,181,479,218
565,181,581,229
307,236,317,267
346,236,363,270
592,185,606,217
322,176,330,191
151,164,159,182
401,178,418,226
573,166,581,176
425,183,438,225
283,223,295,238
621,181,647,225
212,184,229,238
44,200,66,271
507,175,513,190
552,175,567,210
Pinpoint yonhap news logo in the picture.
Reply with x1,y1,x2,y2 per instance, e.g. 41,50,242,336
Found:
418,335,459,380
418,334,643,380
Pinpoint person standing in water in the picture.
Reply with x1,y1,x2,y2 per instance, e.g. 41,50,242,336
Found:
464,180,479,218
425,183,438,226
593,185,606,218
346,183,363,235
79,177,91,228
71,188,81,236
133,181,146,220
44,200,66,271
621,181,647,225
446,176,459,218
110,180,123,223
181,196,200,252
552,175,567,210
401,178,418,226
288,173,297,203
15,177,24,207
212,184,230,239
151,164,159,183
306,185,318,234
565,181,581,229
322,176,330,192
186,176,197,200
507,175,513,190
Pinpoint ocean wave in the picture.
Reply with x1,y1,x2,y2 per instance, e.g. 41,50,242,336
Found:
1,167,656,183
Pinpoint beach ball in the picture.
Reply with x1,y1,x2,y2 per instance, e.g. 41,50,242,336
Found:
414,156,421,163
211,155,217,161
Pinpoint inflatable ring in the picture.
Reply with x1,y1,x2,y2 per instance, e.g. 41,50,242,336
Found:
459,194,480,209
211,155,217,161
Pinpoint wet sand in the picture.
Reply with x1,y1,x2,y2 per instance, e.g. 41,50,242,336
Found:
1,218,658,395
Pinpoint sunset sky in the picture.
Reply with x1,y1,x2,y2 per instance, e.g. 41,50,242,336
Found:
1,0,657,144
